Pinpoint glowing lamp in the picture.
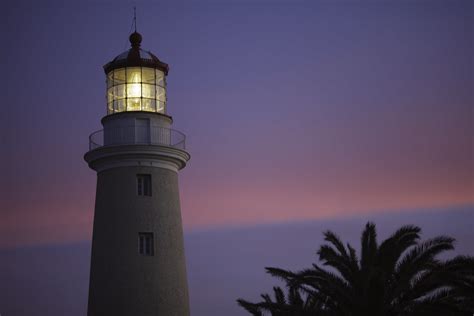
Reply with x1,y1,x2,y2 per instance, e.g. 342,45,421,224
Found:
104,32,169,114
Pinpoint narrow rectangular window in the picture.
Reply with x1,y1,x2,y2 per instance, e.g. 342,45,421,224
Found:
137,174,151,196
137,176,143,195
139,234,144,254
138,232,154,256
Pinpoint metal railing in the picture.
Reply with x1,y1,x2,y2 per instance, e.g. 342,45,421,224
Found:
89,126,186,150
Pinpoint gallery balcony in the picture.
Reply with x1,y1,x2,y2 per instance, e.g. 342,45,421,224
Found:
88,126,186,151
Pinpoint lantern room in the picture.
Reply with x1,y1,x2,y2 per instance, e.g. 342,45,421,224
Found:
103,32,169,115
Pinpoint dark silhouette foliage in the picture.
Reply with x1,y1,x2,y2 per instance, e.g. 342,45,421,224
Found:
237,222,474,316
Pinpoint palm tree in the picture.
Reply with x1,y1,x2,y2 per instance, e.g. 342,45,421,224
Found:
237,285,321,316
237,222,474,316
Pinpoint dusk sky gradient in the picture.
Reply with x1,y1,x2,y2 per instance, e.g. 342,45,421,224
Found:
1,0,473,314
3,0,472,247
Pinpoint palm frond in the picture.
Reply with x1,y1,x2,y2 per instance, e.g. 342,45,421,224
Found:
396,236,456,277
317,244,356,283
360,222,378,271
377,225,421,272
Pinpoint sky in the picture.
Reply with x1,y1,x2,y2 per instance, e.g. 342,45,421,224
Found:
2,0,472,248
0,0,473,314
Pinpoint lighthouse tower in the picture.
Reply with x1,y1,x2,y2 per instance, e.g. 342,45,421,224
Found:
84,31,190,316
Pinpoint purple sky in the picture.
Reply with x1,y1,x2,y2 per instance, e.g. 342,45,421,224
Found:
2,0,472,247
0,0,473,314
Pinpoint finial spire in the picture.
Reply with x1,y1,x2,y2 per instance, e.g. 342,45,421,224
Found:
129,6,142,48
133,6,137,32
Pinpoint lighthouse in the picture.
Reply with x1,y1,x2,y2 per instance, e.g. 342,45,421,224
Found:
84,31,190,315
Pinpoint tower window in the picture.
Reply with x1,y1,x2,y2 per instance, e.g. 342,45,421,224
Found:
138,232,154,256
137,174,152,196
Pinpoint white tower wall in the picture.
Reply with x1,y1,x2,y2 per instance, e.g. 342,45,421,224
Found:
85,112,190,316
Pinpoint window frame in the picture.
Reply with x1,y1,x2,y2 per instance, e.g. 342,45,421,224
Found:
138,232,154,256
136,174,152,196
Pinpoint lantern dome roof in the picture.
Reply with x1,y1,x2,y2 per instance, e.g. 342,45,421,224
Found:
103,32,169,75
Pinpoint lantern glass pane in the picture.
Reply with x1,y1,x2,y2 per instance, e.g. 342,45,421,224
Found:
115,84,126,99
127,67,141,83
156,69,165,87
157,101,165,113
142,68,155,84
116,99,126,112
142,99,154,112
142,84,155,98
127,98,141,111
113,69,126,85
156,86,166,102
107,72,114,88
107,87,114,104
127,83,141,99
